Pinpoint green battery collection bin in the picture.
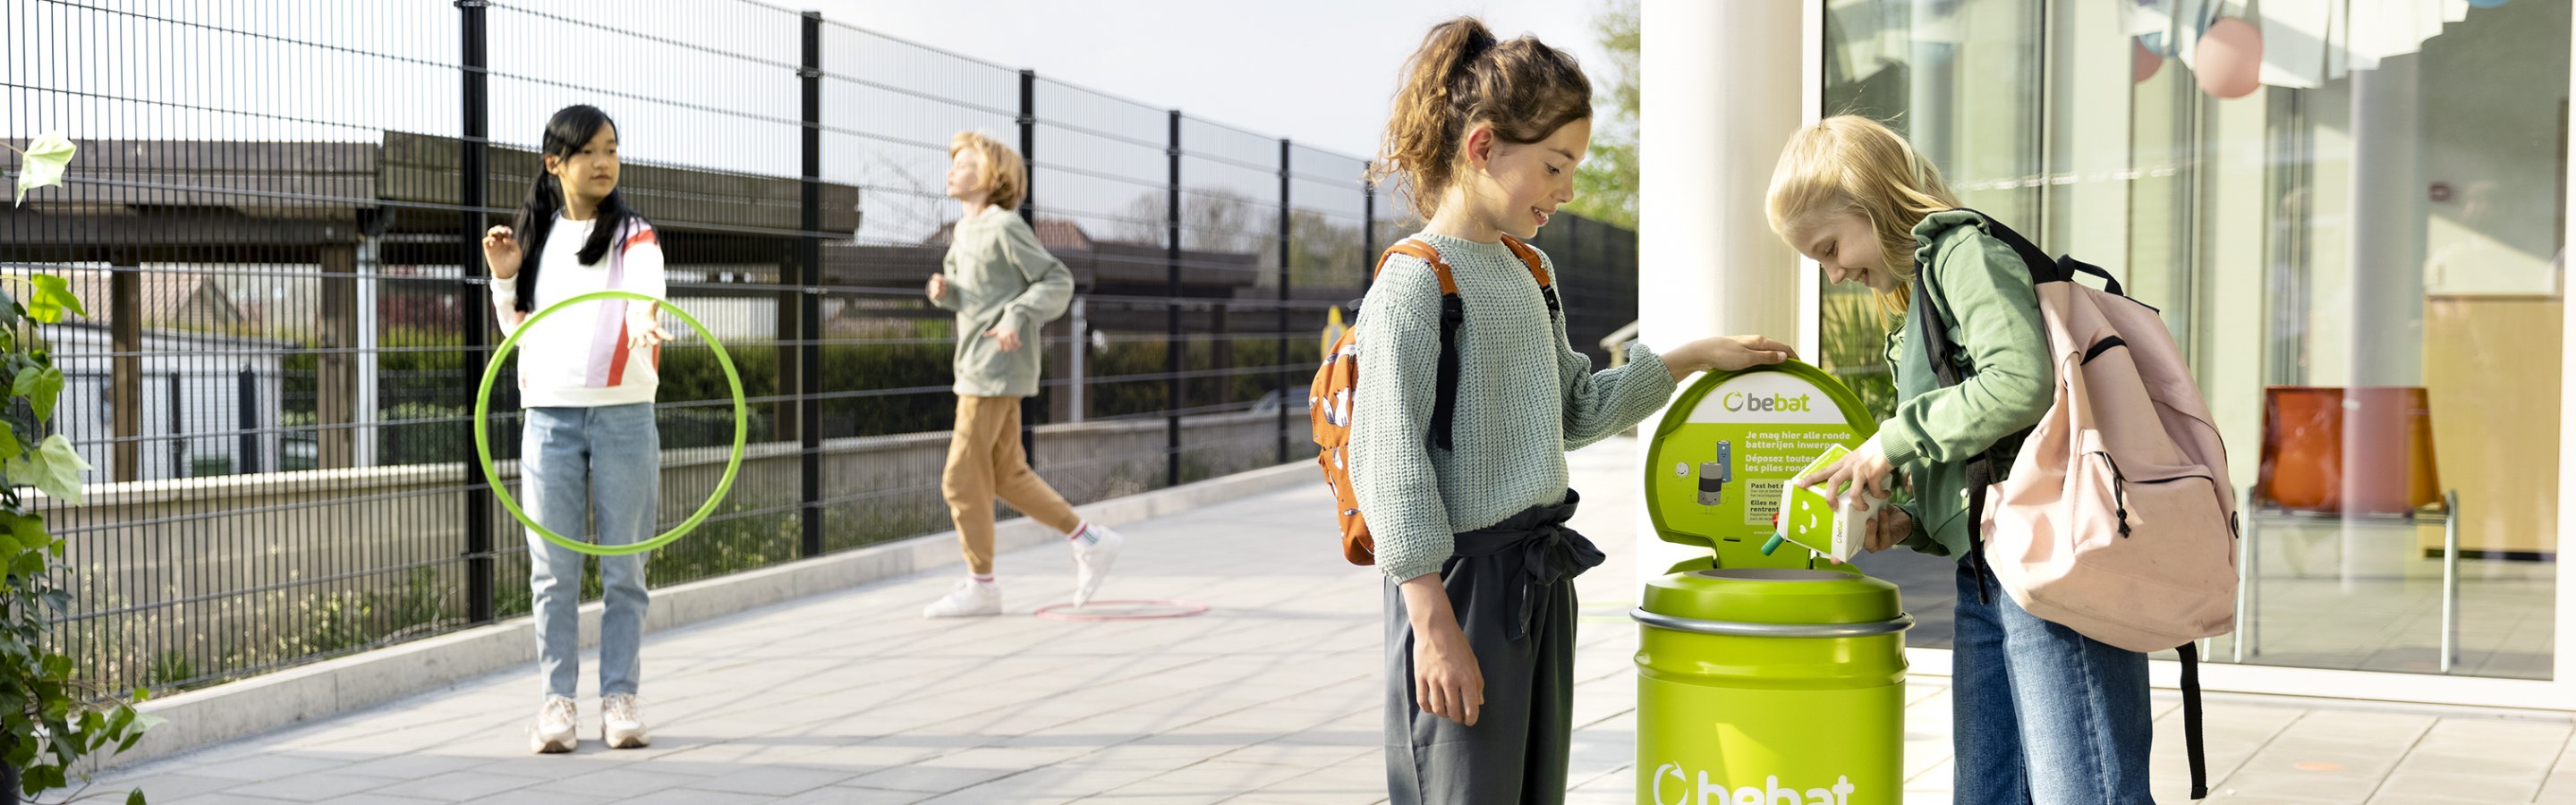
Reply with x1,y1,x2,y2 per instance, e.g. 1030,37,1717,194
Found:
1634,362,1912,805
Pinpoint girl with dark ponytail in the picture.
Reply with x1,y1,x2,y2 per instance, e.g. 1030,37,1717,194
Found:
1352,17,1793,805
479,104,669,755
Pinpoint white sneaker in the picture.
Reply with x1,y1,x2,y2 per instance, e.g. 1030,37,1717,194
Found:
1071,524,1124,607
923,579,1002,618
601,693,650,749
531,695,576,754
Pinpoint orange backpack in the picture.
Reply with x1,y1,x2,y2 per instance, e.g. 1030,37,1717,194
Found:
1312,236,1556,565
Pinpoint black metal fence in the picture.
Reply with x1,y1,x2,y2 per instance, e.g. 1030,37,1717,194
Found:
4,0,1639,696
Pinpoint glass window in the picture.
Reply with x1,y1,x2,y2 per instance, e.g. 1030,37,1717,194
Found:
1823,0,2568,680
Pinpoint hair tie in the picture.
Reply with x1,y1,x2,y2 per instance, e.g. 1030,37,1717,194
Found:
1451,31,1497,80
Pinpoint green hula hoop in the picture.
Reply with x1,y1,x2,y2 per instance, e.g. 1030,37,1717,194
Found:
474,290,746,556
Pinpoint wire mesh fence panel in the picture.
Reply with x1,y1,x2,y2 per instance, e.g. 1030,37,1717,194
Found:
1,0,1636,698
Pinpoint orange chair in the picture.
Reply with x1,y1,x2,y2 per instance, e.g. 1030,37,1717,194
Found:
2238,386,2461,670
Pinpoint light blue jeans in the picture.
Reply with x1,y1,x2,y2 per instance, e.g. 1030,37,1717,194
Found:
1953,560,2155,804
523,404,657,699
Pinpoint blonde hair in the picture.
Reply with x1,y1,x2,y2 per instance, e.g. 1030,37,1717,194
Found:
1369,16,1591,221
1765,115,1960,318
948,131,1027,212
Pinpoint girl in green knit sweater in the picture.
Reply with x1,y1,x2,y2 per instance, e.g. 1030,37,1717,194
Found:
1355,18,1793,805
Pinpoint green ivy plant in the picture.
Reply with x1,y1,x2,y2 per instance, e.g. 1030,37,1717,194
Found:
8,132,74,208
3,131,156,805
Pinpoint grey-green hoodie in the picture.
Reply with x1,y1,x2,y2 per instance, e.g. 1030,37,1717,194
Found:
932,209,1075,398
1875,210,2057,561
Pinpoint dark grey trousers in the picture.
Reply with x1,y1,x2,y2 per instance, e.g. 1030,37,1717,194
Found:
1384,491,1602,805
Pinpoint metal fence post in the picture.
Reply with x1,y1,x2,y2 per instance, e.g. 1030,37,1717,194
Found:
1361,181,1375,292
1166,110,1183,487
798,11,825,558
167,371,184,477
1276,139,1292,464
456,0,496,625
238,365,259,474
1020,69,1040,462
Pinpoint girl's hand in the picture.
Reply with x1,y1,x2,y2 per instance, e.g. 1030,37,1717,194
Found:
1667,335,1797,381
1860,505,1912,554
983,327,1021,352
483,226,523,279
926,274,948,302
1798,438,1894,509
628,311,672,352
1399,574,1482,726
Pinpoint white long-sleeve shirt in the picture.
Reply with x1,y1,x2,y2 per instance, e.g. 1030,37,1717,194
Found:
489,215,667,408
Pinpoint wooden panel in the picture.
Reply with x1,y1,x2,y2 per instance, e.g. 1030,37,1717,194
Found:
2423,295,2563,555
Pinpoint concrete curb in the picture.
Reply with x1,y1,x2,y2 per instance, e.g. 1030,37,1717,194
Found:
108,462,1315,769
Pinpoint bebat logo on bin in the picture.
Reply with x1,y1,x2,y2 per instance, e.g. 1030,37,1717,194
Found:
1722,392,1814,413
1651,764,1856,805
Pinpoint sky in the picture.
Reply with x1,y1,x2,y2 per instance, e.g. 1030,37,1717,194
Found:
803,0,1623,160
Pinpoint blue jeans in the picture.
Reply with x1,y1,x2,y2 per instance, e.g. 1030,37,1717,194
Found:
523,404,658,699
1952,560,2154,804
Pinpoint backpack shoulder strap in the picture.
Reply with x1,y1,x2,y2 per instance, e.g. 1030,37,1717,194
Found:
1373,240,1468,453
1375,241,1459,295
1498,234,1562,315
1949,208,2132,297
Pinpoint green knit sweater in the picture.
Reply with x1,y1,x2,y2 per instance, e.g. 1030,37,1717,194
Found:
1348,233,1677,583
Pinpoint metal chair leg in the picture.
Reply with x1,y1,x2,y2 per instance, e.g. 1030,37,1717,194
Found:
2236,487,2258,662
2441,489,2460,674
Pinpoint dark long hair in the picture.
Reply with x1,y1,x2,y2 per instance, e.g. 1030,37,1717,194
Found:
510,105,639,312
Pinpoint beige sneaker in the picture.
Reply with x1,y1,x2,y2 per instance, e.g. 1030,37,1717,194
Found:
531,695,576,754
602,693,649,749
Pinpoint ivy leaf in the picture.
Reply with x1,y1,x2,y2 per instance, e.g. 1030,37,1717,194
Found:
129,787,149,805
26,275,83,323
22,762,64,792
13,367,63,423
5,435,89,504
12,131,75,208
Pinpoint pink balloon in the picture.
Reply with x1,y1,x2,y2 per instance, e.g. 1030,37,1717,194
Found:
2195,16,2263,99
2133,38,2164,83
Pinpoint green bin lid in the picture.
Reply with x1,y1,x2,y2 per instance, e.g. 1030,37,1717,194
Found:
1639,568,1903,628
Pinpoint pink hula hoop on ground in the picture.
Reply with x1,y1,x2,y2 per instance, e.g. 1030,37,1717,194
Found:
1033,599,1211,622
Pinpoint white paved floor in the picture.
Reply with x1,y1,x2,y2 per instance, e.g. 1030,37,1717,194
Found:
88,438,2576,804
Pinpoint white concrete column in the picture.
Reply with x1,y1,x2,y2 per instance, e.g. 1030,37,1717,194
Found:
2346,55,2427,389
2556,0,2576,698
1633,0,1812,591
2341,55,2428,588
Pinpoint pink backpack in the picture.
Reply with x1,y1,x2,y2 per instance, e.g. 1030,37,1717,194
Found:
1917,211,2236,800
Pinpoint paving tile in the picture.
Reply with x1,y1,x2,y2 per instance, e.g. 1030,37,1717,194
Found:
217,773,406,801
365,772,548,802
